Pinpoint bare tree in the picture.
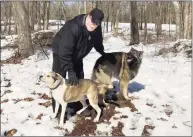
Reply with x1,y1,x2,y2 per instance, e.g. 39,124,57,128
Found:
28,1,35,31
144,2,147,45
61,2,67,21
155,1,162,39
36,1,41,30
173,2,181,39
84,1,87,14
139,2,143,30
7,2,12,35
12,1,34,57
187,2,192,38
183,2,189,39
77,1,81,14
43,1,50,30
115,9,120,34
110,2,117,34
129,1,139,45
106,2,110,32
2,2,12,35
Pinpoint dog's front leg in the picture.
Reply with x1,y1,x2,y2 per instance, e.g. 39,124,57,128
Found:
59,103,67,126
51,101,59,119
119,80,139,101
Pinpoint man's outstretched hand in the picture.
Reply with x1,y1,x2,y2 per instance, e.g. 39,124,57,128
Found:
68,71,79,86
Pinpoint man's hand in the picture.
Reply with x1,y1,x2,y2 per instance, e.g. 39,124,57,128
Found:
68,71,79,86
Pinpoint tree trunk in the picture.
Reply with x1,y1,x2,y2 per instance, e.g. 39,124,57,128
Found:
173,2,181,39
36,1,41,30
43,1,50,30
103,21,105,36
8,2,12,35
180,2,185,38
155,1,162,39
77,2,81,14
2,2,8,35
169,3,171,38
129,1,139,45
106,3,109,32
115,9,120,34
183,2,189,39
61,2,67,21
187,2,192,39
29,1,34,31
140,2,143,30
111,2,116,34
12,1,34,57
96,1,99,8
84,1,87,14
144,3,147,45
34,1,37,24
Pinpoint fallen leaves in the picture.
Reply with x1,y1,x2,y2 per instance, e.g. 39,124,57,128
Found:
172,124,177,128
12,97,34,104
0,99,9,104
24,97,34,101
36,113,43,120
146,103,153,107
38,101,52,108
65,115,96,136
4,129,17,136
120,115,128,119
39,93,52,100
111,122,124,136
1,90,13,97
115,94,138,112
157,117,168,121
141,125,155,136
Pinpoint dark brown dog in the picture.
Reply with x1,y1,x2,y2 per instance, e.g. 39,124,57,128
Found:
91,47,143,101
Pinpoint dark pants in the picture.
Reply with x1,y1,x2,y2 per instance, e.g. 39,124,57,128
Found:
51,53,84,113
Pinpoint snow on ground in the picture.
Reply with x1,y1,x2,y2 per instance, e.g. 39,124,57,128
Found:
0,23,191,136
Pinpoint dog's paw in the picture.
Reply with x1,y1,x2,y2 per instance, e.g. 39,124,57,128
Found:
93,118,99,123
59,123,64,127
76,110,82,115
126,96,139,101
50,114,57,119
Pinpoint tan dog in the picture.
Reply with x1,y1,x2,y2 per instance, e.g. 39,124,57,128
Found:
39,72,111,126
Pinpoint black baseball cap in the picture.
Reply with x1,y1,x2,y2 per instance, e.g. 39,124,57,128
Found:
89,8,104,25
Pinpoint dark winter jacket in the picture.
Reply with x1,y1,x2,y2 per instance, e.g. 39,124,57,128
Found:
51,14,105,73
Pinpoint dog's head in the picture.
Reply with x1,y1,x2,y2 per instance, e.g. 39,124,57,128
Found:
39,72,62,89
126,47,143,70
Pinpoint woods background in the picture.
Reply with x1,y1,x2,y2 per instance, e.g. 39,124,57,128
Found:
1,1,192,57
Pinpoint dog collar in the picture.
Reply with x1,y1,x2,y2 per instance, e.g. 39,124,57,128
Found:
49,79,62,90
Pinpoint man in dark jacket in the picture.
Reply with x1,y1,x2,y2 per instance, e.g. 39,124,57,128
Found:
51,8,107,86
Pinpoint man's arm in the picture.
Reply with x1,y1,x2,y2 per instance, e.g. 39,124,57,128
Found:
94,25,105,56
58,25,79,85
58,26,75,72
94,26,117,64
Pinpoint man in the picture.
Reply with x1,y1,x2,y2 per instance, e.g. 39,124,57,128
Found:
51,8,111,85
